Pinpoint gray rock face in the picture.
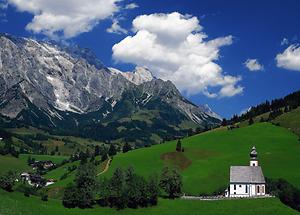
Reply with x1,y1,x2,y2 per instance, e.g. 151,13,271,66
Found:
0,34,220,128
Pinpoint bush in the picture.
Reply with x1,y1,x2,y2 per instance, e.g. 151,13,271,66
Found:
41,194,48,201
266,178,300,212
0,171,17,192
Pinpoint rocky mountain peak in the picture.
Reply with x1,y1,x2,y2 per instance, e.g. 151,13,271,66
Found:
109,66,153,85
0,34,221,144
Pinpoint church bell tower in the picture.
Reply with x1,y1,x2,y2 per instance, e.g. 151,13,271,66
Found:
250,146,258,166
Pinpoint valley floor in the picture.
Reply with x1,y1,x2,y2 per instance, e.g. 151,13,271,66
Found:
0,190,298,215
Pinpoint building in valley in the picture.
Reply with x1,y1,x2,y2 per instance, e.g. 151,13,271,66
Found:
225,146,266,198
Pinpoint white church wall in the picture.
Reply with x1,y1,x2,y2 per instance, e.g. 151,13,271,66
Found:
230,184,265,197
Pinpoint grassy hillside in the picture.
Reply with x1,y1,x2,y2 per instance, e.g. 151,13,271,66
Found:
0,189,298,215
273,107,300,137
0,155,29,173
103,123,300,195
5,127,104,156
19,154,69,165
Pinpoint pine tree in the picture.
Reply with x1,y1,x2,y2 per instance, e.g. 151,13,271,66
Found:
122,142,132,153
108,143,117,156
75,163,97,208
221,118,227,126
176,139,182,152
94,145,100,156
248,117,254,125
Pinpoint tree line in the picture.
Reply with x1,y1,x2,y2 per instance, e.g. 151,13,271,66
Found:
63,162,183,210
225,90,300,125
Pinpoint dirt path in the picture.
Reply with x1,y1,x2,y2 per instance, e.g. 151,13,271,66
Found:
97,158,112,176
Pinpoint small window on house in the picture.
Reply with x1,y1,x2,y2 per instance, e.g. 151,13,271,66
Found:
234,192,236,194
253,163,255,166
234,185,236,190
245,185,248,193
257,185,260,193
262,186,265,193
239,185,242,188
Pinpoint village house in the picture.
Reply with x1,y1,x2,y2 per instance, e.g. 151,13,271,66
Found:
20,172,55,187
225,146,266,198
32,160,55,170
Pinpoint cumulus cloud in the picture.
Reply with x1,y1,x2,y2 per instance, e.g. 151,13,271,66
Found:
244,59,264,71
6,0,122,38
276,44,300,72
107,19,128,35
112,12,243,98
125,3,138,9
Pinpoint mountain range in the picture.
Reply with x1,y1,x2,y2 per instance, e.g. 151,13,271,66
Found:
0,33,221,146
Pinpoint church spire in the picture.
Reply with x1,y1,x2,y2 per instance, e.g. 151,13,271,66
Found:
250,146,259,166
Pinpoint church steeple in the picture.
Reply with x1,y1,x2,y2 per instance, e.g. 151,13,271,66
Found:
250,146,259,166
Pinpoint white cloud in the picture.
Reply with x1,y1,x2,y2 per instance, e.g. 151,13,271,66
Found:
281,38,289,46
112,12,243,98
244,59,264,71
125,3,138,9
7,0,122,38
276,44,300,72
107,19,128,35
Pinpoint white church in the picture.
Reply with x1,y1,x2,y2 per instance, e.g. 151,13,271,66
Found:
225,146,266,198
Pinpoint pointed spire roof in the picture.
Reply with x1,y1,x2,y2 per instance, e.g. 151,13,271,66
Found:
250,146,258,159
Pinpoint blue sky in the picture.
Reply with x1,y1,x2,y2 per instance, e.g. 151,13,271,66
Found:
1,0,300,118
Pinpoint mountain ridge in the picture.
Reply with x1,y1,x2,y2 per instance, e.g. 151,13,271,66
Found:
0,33,221,145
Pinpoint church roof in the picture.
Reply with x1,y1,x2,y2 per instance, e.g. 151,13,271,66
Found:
230,166,265,184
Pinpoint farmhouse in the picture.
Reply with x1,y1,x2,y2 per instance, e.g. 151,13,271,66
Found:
21,172,55,187
32,160,55,170
225,146,266,198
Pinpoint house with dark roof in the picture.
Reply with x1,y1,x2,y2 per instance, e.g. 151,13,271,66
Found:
225,146,266,198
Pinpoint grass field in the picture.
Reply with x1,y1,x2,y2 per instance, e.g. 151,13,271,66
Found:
273,107,300,137
7,127,104,156
0,155,29,174
0,189,298,215
19,154,69,165
103,122,300,195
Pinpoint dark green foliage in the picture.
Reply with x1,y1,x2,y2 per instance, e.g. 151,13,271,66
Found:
27,156,35,166
221,118,227,126
159,167,183,198
266,178,300,212
41,194,48,201
62,184,79,208
75,163,97,208
62,162,97,208
0,171,17,192
0,138,19,158
269,109,283,120
99,167,159,210
108,143,117,156
248,117,254,125
122,142,132,153
176,139,182,152
94,145,100,156
229,90,300,124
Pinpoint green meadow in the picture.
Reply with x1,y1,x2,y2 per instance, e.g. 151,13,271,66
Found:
0,189,298,215
103,123,300,195
0,155,29,174
1,122,300,214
